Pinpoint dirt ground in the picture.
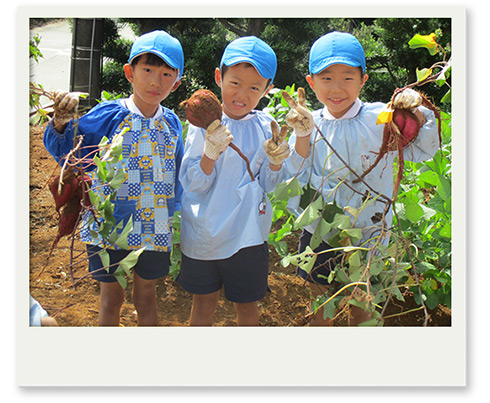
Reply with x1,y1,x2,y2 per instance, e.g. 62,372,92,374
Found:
29,124,451,327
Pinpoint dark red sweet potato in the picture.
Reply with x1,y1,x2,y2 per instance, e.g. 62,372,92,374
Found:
179,89,223,129
48,169,79,212
56,197,82,239
389,108,421,150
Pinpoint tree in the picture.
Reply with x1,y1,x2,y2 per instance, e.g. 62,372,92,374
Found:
99,17,451,112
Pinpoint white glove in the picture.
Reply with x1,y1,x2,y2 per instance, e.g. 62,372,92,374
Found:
393,88,422,112
203,120,233,160
282,88,314,137
53,90,79,125
264,121,290,166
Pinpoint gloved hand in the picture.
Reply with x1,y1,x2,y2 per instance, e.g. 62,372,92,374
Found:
282,88,314,137
264,121,290,166
203,120,234,160
53,90,79,125
393,88,422,112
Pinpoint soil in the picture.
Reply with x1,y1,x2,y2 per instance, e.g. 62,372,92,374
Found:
29,124,451,327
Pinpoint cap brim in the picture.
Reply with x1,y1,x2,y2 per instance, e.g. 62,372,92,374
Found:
221,56,274,81
128,51,182,77
311,57,363,74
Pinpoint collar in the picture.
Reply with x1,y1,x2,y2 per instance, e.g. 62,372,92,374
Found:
321,98,362,120
125,95,164,119
223,110,257,121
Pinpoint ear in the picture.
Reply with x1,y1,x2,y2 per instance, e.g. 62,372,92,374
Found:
124,64,134,84
214,67,222,87
170,78,182,93
361,73,369,88
262,83,274,98
306,75,315,91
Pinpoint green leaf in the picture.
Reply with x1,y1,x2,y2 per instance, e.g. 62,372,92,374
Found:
348,250,361,269
99,249,110,269
299,184,318,209
331,213,352,230
416,170,440,187
117,247,146,276
439,223,451,238
294,195,323,228
436,176,451,201
341,228,363,243
408,33,438,56
441,88,451,104
274,177,302,201
283,247,317,274
88,190,100,209
93,156,107,182
403,198,424,223
115,216,134,249
310,218,331,250
113,268,127,289
109,168,126,190
416,67,433,82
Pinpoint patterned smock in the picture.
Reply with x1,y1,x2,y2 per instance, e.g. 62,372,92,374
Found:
43,97,184,252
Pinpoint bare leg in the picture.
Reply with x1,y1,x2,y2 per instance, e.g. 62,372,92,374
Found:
98,281,125,326
132,273,158,326
234,301,259,326
189,291,220,326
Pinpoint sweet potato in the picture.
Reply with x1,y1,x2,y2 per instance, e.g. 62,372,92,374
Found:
179,89,222,129
180,89,255,181
48,168,79,212
56,196,82,239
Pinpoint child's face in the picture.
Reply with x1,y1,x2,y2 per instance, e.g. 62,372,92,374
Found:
306,64,368,118
215,63,273,120
124,54,181,117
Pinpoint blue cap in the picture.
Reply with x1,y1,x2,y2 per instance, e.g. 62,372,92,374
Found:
128,30,184,78
220,36,277,82
309,31,366,74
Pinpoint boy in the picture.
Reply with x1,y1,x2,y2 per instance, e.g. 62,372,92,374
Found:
284,31,440,326
43,30,185,326
177,36,307,326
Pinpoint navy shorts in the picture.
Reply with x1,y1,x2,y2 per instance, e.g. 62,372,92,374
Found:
86,244,171,283
177,243,269,303
297,230,343,285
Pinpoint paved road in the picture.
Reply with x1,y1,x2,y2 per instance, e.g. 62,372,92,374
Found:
29,20,72,99
29,19,136,108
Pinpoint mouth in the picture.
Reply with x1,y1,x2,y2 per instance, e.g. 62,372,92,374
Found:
328,98,346,105
232,100,246,108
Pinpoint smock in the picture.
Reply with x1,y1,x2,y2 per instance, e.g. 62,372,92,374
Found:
43,97,184,252
286,99,439,245
180,111,285,260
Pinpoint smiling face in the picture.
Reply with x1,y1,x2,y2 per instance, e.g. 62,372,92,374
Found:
215,63,273,120
306,63,368,118
124,53,181,118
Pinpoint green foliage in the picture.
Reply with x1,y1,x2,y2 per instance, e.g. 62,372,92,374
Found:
93,17,451,113
29,33,43,62
85,129,145,288
265,30,452,324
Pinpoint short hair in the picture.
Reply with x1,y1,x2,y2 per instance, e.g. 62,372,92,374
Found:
220,63,271,89
130,52,177,73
